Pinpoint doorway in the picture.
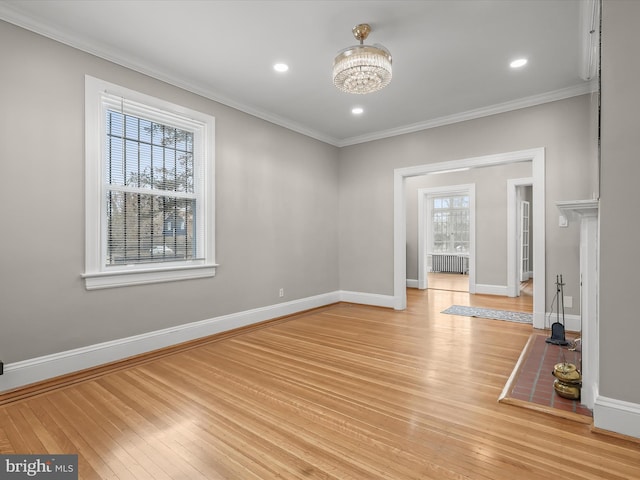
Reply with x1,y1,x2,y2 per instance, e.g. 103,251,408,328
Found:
518,186,533,301
394,148,546,329
507,178,534,300
417,184,475,293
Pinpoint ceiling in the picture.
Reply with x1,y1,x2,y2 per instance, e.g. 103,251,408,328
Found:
0,0,595,147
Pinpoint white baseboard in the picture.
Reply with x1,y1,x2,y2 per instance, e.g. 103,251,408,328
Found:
541,312,581,333
0,291,341,393
475,284,509,296
409,280,536,296
594,395,640,439
339,290,396,308
0,289,400,393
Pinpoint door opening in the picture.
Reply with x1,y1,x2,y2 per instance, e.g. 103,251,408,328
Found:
418,184,475,293
395,148,546,329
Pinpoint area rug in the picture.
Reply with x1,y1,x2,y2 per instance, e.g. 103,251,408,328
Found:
441,305,533,324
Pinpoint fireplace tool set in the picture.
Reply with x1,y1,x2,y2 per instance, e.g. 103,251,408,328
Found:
547,274,582,400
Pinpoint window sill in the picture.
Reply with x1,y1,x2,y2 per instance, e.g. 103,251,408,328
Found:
82,264,218,290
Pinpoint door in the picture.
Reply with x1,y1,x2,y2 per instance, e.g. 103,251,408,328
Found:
520,200,530,282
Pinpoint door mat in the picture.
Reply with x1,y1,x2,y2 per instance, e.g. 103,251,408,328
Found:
441,305,533,324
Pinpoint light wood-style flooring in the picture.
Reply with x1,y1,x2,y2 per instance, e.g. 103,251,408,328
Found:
427,273,534,306
1,289,638,479
427,272,470,292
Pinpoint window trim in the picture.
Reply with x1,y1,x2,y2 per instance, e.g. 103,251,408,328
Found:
427,192,471,255
83,75,217,290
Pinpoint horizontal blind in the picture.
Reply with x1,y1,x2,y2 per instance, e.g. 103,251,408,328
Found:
105,109,198,266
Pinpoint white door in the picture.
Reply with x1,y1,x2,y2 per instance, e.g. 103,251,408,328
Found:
520,200,530,282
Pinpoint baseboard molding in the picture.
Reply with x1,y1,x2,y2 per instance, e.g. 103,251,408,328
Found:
594,395,640,440
475,284,509,296
543,312,581,333
0,289,399,394
339,290,396,309
406,279,419,289
0,291,341,393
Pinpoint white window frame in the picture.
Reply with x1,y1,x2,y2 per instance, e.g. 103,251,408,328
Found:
83,75,216,290
426,192,471,255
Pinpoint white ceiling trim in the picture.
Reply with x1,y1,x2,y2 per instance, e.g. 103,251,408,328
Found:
0,4,596,149
579,0,601,81
337,81,597,147
0,5,340,145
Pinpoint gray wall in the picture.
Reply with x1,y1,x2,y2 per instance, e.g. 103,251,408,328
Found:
0,17,600,374
0,21,339,363
600,0,640,404
339,94,598,313
405,162,532,288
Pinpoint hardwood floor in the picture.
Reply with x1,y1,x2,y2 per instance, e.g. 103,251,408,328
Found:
1,290,638,479
427,272,469,292
427,274,534,310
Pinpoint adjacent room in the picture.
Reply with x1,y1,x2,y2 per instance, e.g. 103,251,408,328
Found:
1,1,639,478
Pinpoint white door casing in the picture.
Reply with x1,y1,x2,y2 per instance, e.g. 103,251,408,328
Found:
417,184,475,293
520,199,531,282
395,148,545,330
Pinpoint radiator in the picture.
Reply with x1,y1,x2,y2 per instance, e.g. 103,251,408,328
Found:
431,254,468,274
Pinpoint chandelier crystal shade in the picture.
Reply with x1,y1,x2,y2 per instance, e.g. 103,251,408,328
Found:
333,24,392,94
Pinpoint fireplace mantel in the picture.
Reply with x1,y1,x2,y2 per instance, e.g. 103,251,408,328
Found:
556,199,599,409
556,199,599,222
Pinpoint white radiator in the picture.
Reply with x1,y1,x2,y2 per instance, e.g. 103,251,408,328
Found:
431,254,468,274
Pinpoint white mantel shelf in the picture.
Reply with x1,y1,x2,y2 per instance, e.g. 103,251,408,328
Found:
556,199,599,222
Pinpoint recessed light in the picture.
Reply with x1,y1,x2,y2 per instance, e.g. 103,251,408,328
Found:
351,107,364,115
273,63,289,73
510,58,528,69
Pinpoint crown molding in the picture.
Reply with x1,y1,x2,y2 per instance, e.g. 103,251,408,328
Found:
579,0,601,81
0,5,341,146
0,5,597,149
337,81,597,147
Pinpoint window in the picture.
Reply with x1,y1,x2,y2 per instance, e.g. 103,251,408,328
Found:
430,194,470,254
84,76,216,289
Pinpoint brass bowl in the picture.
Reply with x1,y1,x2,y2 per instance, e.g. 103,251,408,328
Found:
554,379,581,400
552,362,582,385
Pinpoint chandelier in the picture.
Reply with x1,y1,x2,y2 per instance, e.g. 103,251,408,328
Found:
333,24,392,94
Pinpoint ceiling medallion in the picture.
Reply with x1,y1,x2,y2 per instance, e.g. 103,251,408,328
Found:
333,23,392,94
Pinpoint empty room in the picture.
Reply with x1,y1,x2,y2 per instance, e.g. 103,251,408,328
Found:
0,1,639,479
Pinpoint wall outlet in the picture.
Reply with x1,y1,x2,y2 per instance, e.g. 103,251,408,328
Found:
564,296,573,309
279,288,284,298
